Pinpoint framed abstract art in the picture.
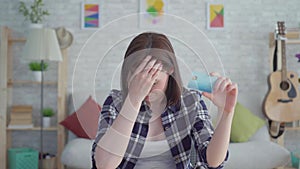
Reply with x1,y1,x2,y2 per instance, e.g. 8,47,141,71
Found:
81,3,100,29
207,3,224,30
139,0,168,27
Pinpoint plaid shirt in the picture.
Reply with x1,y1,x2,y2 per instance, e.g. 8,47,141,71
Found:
92,89,228,169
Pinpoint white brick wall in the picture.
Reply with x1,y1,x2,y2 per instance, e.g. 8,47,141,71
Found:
1,0,300,155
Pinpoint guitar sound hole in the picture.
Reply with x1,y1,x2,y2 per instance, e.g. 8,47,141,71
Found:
290,74,294,78
280,81,290,90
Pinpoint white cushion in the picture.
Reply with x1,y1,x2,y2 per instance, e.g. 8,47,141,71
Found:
226,141,290,169
249,125,270,141
61,138,94,169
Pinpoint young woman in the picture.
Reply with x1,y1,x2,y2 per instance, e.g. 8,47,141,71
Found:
92,32,238,169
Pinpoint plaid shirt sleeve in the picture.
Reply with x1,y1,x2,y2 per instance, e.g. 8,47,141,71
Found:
190,92,228,169
91,90,152,169
91,90,122,169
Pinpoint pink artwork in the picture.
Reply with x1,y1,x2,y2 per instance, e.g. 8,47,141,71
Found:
207,3,224,30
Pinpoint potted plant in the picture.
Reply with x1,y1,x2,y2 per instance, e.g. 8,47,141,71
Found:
42,108,55,128
18,0,50,28
29,61,48,82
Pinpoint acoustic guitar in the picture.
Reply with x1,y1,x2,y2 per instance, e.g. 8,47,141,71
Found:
263,21,300,122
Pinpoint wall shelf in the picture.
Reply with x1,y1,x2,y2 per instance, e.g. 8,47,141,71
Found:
269,31,300,47
8,80,57,86
8,38,26,43
286,126,300,131
7,127,58,131
0,26,67,169
286,39,300,44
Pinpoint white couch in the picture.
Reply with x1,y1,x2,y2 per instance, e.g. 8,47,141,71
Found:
226,126,290,169
223,93,290,169
61,91,290,169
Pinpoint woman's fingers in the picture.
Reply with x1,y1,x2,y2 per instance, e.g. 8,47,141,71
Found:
133,55,152,75
220,78,231,92
209,72,221,77
148,62,162,78
128,57,149,87
143,59,157,73
129,60,161,87
130,56,158,84
151,64,163,81
226,83,238,92
213,77,224,91
214,77,232,92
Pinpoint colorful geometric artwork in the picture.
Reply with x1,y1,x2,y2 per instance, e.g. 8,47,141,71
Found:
81,3,100,29
207,3,224,29
139,0,167,26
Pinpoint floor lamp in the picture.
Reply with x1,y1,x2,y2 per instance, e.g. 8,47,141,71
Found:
23,27,62,168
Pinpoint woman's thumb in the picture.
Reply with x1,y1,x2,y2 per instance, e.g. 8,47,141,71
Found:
202,92,212,100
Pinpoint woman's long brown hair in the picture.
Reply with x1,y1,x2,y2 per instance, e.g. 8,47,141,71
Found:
121,32,183,106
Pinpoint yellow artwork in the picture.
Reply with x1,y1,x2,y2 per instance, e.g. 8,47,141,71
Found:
140,0,167,25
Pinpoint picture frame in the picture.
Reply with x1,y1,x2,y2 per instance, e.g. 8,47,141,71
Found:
81,3,100,29
207,3,224,30
139,0,168,28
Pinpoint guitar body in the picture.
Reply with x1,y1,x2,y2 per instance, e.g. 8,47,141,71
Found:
264,70,300,122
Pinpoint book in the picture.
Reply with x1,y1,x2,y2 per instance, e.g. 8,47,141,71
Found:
9,119,32,125
10,112,32,120
11,105,33,113
7,124,34,129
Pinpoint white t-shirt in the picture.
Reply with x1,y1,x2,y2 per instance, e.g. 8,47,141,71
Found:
134,139,176,169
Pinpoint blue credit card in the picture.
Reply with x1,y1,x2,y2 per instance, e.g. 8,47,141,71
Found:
187,72,217,93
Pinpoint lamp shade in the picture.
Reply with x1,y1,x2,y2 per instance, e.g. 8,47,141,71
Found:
23,28,62,61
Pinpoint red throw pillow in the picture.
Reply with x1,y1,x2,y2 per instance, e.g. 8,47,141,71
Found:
60,96,101,139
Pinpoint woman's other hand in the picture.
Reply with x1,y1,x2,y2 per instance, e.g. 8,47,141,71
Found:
202,72,238,114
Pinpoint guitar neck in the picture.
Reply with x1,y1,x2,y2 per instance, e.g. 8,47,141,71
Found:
281,38,287,81
277,21,288,82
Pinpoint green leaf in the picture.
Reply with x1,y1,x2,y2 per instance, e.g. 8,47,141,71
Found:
18,0,50,23
28,61,48,71
42,108,55,117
